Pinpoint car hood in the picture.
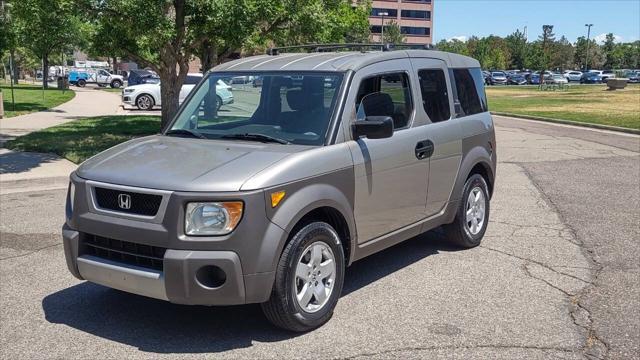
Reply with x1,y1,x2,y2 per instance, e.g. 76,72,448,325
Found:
76,135,305,192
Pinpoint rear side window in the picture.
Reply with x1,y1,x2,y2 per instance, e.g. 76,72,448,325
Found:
356,73,413,130
418,69,450,123
453,68,487,116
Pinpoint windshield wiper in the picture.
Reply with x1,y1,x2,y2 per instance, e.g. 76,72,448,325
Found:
165,128,207,139
221,133,290,145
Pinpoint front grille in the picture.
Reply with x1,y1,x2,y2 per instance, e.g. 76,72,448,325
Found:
82,234,166,271
94,187,162,216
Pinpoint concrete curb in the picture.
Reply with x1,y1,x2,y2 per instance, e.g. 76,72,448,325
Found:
491,112,640,135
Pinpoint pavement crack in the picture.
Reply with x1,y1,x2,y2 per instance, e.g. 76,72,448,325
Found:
0,243,62,261
516,163,610,359
338,344,578,359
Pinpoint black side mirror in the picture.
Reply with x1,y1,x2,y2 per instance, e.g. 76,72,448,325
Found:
352,116,394,139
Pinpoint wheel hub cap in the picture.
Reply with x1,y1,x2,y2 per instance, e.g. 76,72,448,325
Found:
465,187,486,235
294,242,336,313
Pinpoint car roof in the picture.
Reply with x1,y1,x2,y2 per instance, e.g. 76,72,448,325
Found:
212,50,480,73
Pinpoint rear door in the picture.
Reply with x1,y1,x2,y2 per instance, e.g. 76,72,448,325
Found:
410,58,462,216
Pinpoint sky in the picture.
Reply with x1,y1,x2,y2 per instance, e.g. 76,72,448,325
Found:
434,0,640,44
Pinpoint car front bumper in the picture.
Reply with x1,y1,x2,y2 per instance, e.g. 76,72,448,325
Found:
62,174,284,306
62,225,259,305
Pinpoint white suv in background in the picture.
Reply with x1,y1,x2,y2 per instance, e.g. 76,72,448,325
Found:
122,73,234,110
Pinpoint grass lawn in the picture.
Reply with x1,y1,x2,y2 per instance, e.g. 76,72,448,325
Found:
486,84,640,130
1,83,76,117
6,115,160,163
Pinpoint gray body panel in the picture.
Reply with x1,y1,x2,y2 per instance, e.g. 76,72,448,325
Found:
63,49,496,306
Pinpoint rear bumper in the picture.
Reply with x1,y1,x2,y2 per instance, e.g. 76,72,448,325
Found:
63,224,272,305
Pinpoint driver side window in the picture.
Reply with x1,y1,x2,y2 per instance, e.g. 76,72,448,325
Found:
355,73,413,130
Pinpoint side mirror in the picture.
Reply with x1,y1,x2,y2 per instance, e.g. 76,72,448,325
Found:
352,116,394,140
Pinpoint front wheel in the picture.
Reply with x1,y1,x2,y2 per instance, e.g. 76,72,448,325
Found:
136,94,154,110
111,80,122,88
444,174,490,248
261,222,345,332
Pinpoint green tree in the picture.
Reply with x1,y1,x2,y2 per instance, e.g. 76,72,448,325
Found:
550,36,575,70
505,29,526,69
13,0,84,88
382,20,405,44
602,33,616,69
83,0,369,128
435,39,468,55
574,36,604,70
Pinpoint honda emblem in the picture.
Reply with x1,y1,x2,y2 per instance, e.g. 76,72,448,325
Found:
118,193,132,210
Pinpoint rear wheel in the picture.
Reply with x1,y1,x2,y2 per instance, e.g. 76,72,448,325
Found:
77,79,86,87
136,94,154,110
444,174,490,248
261,222,345,332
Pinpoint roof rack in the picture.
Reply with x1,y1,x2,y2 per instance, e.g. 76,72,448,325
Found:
266,43,434,55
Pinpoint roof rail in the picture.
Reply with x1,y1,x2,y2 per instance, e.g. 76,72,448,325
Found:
266,43,434,55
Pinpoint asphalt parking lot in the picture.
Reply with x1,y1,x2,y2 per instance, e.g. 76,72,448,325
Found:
1,116,638,359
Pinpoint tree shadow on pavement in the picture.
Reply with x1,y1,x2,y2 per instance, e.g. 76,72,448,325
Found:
0,150,62,174
41,228,460,354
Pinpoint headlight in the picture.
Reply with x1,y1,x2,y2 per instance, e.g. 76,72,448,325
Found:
124,88,135,93
185,202,243,236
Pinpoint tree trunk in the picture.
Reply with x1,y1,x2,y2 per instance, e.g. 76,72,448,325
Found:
112,56,118,74
42,54,49,89
158,58,189,130
9,49,18,85
199,40,218,74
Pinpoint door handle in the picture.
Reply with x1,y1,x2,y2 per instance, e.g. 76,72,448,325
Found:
415,140,434,160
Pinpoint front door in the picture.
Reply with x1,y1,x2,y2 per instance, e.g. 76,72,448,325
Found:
347,59,430,243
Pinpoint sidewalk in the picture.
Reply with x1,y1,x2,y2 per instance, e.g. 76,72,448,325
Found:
0,87,121,194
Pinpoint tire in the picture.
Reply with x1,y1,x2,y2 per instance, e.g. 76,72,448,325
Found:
136,94,154,110
77,79,86,87
261,222,345,332
216,95,223,111
444,174,490,248
111,80,122,88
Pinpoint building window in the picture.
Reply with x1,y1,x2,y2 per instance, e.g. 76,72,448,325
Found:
370,25,393,34
402,0,432,3
401,10,430,20
400,27,431,36
371,8,398,17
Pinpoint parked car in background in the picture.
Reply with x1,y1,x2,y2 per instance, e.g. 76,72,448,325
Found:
549,74,568,84
601,70,615,82
69,68,125,88
127,69,159,86
122,73,233,110
482,70,491,84
529,74,541,85
627,71,639,83
564,71,583,82
488,71,508,85
581,72,602,84
231,75,254,84
252,76,263,87
507,73,527,85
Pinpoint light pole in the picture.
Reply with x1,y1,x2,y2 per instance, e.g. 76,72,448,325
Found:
379,11,388,44
584,24,593,71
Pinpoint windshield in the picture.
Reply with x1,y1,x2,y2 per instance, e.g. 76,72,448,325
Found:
492,72,505,76
169,72,343,145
